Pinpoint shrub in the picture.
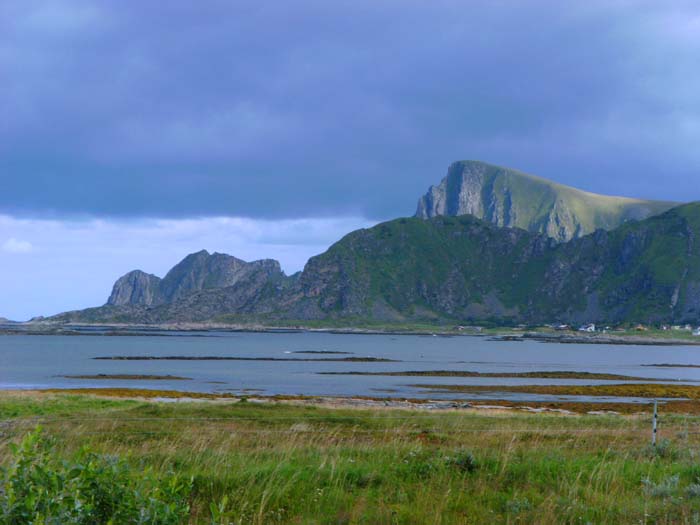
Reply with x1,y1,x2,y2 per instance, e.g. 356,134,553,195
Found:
686,483,700,498
644,438,676,460
398,450,437,480
0,428,192,524
444,450,478,473
505,496,531,515
642,474,679,498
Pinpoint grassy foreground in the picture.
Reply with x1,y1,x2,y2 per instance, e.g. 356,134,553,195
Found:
2,392,700,524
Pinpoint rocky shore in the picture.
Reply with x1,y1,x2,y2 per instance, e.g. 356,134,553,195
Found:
495,332,700,346
5,322,700,345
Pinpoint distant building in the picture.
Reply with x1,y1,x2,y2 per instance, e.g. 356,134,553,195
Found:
579,323,596,333
456,326,482,333
693,328,700,337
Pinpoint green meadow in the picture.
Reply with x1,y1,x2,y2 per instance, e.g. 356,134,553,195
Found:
2,391,700,524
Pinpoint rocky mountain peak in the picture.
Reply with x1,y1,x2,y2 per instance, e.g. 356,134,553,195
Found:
415,160,678,242
107,270,162,306
106,251,286,307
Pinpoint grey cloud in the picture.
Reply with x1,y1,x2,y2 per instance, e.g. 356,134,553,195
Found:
1,0,699,220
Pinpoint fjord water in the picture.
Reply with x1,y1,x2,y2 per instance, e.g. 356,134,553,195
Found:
1,331,699,403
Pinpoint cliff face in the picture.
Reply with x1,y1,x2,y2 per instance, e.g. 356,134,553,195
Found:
106,250,285,308
415,160,678,242
158,250,283,303
107,270,162,306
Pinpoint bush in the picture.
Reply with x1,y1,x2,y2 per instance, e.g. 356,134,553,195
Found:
0,428,192,524
644,438,676,460
505,496,531,515
642,474,679,498
686,483,700,498
444,450,478,473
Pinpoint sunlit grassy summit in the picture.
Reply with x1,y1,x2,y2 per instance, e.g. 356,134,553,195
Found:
416,160,678,241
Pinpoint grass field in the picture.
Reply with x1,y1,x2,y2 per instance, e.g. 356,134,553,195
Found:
2,391,700,524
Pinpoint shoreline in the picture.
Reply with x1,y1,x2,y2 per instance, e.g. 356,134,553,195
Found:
500,332,700,346
0,322,472,337
3,322,700,345
3,387,687,415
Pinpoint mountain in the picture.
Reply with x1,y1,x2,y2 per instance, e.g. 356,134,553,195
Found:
415,160,678,242
107,250,285,307
108,270,163,306
292,202,700,324
52,202,700,326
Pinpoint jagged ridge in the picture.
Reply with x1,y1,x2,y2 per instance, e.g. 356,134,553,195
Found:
54,202,700,325
107,250,285,307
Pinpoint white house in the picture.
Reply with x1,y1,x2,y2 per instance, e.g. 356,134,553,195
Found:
693,328,700,337
579,323,596,333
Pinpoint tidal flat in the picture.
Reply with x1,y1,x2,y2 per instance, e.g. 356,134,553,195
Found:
93,355,396,362
318,370,671,381
61,374,192,380
409,382,700,400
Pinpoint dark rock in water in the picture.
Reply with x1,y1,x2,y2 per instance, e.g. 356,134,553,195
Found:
62,374,192,380
93,355,397,362
291,350,353,355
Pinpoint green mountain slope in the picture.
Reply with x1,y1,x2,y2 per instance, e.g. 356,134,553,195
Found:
52,202,700,326
288,202,700,324
416,160,678,242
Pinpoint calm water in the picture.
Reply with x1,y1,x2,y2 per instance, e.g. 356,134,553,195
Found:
1,331,699,403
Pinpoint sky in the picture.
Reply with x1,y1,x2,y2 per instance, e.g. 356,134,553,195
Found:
1,1,700,320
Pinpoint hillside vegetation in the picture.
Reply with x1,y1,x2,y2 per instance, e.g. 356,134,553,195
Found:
290,202,700,324
416,160,677,241
51,203,700,325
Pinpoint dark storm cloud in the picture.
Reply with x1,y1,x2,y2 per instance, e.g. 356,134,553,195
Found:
1,0,699,219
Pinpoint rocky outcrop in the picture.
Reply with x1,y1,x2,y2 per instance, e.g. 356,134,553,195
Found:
107,270,162,306
106,250,286,308
158,250,283,303
416,160,678,242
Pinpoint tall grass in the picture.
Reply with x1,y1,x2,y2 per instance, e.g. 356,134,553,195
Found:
2,393,700,523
